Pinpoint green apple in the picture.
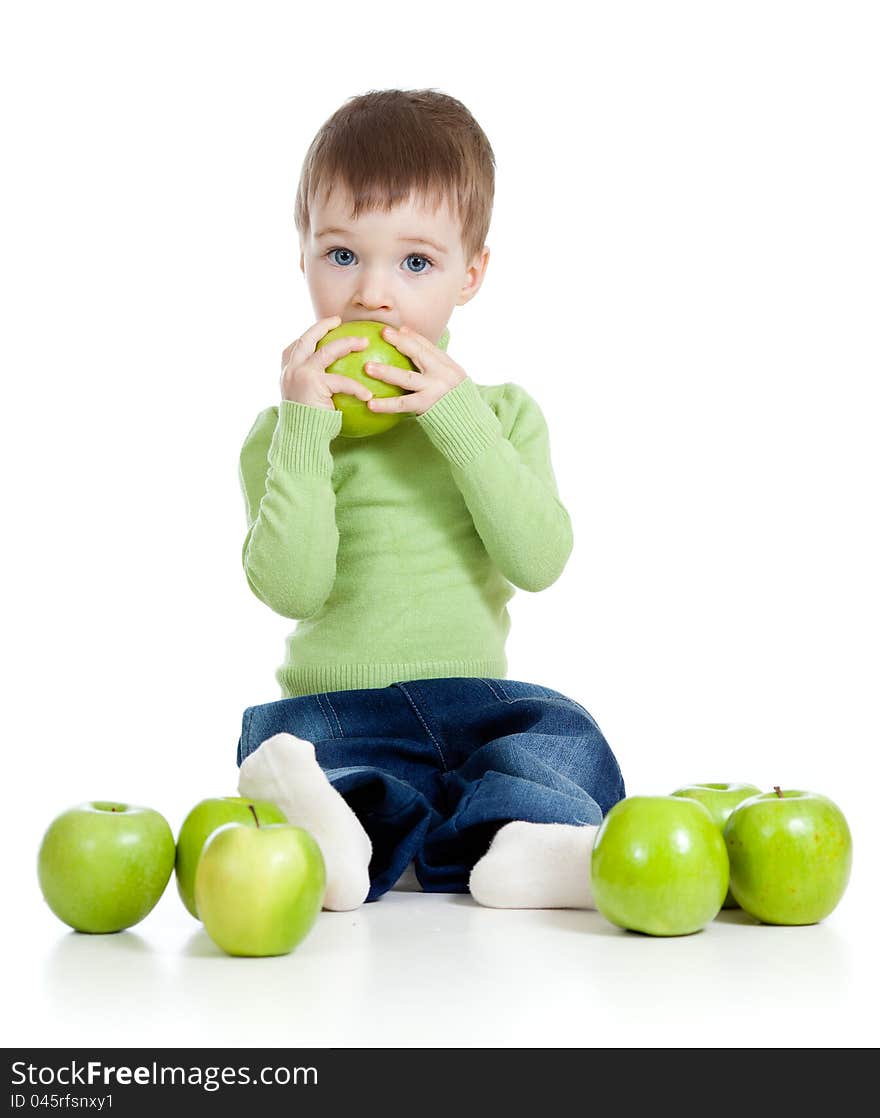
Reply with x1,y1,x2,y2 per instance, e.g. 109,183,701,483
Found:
175,796,287,919
315,319,416,438
195,814,326,957
670,782,762,907
724,787,852,925
37,801,175,933
591,795,729,936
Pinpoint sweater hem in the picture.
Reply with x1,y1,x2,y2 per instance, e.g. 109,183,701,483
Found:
276,658,508,699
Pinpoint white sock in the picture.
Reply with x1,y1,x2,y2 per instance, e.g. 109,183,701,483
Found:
237,732,372,911
468,821,599,909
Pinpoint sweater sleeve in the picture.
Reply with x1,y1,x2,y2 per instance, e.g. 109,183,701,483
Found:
415,379,573,592
238,400,343,619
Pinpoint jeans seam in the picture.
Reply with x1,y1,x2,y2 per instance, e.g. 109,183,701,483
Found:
315,692,344,738
567,698,599,727
394,681,449,771
604,748,626,802
480,678,510,703
238,707,256,765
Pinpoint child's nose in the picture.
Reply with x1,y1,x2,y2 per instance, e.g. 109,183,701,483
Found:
355,267,394,311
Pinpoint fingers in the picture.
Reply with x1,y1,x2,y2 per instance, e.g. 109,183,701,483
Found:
305,315,343,350
281,316,343,370
309,335,369,371
324,374,375,403
283,335,367,377
367,392,419,413
363,362,421,390
381,324,427,359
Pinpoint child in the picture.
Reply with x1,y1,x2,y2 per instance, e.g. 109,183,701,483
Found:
236,88,626,911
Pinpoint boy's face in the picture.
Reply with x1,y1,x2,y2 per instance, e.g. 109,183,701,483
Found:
300,187,489,345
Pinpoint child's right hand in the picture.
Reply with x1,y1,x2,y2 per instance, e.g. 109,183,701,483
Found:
280,316,372,410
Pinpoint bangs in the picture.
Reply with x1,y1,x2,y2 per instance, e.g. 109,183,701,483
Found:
295,89,494,263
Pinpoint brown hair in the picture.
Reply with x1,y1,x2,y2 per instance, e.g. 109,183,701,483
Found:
294,88,495,264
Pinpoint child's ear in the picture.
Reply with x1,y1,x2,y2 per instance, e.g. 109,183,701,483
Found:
458,245,490,306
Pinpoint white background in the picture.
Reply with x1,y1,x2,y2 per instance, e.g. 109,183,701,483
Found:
2,0,878,1049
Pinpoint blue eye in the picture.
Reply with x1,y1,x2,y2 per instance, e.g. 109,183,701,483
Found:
329,248,355,266
404,253,434,274
325,248,434,274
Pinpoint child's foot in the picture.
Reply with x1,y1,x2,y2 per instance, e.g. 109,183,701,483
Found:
237,732,372,911
468,821,599,909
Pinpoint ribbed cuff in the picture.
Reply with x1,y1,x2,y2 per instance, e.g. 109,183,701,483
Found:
277,658,508,698
416,378,503,469
270,400,342,474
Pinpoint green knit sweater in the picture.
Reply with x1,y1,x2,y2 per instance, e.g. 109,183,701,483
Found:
238,327,573,698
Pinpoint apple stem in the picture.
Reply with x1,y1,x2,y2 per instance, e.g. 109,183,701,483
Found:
248,804,260,828
774,785,783,798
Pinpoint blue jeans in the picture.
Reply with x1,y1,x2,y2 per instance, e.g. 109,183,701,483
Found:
236,677,625,902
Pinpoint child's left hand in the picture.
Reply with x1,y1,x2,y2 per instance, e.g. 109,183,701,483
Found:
364,325,467,415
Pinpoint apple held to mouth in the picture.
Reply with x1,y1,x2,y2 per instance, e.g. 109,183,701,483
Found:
316,319,416,438
195,812,326,957
37,801,176,933
724,787,853,925
670,782,762,908
175,796,288,919
591,795,729,936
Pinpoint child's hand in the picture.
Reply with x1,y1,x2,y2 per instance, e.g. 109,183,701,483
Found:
363,325,467,416
280,316,374,410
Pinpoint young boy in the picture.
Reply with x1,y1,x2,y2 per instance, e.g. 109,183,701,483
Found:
236,88,625,911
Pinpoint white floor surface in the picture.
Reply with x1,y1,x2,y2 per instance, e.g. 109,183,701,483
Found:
5,866,877,1049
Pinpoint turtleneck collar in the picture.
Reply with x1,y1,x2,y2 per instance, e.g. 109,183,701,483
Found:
438,326,450,351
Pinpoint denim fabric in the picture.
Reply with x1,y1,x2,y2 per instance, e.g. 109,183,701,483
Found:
237,677,625,902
